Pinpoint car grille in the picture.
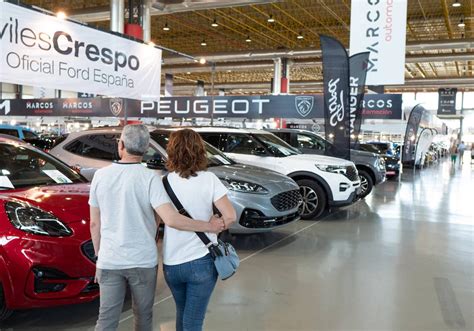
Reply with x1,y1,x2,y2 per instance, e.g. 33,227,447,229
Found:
345,166,359,181
81,240,97,264
270,189,302,212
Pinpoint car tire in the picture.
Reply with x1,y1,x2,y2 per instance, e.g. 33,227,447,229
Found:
358,170,374,198
0,284,13,322
296,179,327,220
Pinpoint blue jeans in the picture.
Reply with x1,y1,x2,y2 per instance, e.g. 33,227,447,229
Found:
164,254,218,331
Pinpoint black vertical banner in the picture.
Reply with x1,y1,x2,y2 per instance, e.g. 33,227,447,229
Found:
402,105,424,163
349,52,370,148
320,35,351,160
437,88,457,115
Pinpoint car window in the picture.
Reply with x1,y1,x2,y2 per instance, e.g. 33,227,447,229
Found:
224,134,261,154
0,143,85,189
23,130,38,139
150,131,234,166
297,134,326,150
200,133,222,151
64,134,119,161
253,133,299,157
273,132,292,145
0,129,19,137
143,146,162,162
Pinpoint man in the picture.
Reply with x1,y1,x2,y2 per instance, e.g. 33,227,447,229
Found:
89,124,224,331
457,141,466,164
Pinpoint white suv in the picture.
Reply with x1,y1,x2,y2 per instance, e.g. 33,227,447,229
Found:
194,127,361,219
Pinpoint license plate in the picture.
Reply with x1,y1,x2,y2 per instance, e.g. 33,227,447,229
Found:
386,171,396,175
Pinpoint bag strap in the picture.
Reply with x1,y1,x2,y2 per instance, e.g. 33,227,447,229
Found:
162,175,212,247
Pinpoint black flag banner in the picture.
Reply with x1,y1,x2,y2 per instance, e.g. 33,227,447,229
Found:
402,105,424,164
349,52,370,147
320,35,351,160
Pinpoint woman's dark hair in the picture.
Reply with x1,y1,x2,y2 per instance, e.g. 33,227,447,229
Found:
166,129,208,178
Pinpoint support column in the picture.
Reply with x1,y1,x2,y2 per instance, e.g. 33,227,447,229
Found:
110,0,125,33
272,58,282,95
281,58,290,94
142,0,152,43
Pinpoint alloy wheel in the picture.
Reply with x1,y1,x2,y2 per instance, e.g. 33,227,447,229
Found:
360,175,369,194
299,186,319,216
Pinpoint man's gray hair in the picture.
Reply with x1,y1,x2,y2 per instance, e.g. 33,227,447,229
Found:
121,124,150,156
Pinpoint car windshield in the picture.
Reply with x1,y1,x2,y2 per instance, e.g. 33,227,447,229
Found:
253,133,300,157
0,143,86,189
368,143,391,154
150,131,235,167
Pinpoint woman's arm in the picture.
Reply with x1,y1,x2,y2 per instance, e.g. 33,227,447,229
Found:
214,195,237,230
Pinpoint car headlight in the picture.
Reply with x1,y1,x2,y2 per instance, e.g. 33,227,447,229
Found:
315,164,347,175
5,201,72,237
219,178,268,194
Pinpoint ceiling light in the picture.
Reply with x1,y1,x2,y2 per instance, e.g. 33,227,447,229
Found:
458,18,465,27
199,57,207,64
297,33,304,39
200,39,207,46
163,23,170,31
245,36,252,42
211,19,218,27
267,14,275,23
56,11,67,19
452,0,461,7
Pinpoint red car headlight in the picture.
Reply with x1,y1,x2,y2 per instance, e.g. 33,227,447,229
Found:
5,201,72,237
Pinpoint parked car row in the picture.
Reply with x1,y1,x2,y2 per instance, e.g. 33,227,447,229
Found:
0,125,383,320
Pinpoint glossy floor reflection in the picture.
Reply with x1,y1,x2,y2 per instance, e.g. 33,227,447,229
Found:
1,159,473,331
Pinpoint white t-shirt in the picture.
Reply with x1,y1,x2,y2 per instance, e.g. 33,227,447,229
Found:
89,163,170,270
163,171,228,266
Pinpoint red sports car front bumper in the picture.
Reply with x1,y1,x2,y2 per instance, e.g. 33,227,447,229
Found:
0,225,98,310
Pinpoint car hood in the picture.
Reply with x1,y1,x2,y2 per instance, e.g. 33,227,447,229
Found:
209,163,297,186
286,153,355,166
350,149,378,158
0,183,91,224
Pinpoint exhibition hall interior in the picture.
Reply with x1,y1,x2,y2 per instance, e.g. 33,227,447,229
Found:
0,0,473,330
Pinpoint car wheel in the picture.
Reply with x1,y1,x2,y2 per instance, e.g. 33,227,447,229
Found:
0,284,13,322
358,170,374,198
296,179,326,220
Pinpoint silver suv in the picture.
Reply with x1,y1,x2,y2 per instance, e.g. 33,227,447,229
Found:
50,127,302,234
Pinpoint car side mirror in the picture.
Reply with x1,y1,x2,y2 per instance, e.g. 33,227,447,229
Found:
146,155,166,170
251,146,267,156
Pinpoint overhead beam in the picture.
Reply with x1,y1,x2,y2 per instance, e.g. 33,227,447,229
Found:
69,0,280,23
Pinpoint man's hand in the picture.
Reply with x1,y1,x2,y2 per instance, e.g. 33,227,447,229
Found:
208,215,225,234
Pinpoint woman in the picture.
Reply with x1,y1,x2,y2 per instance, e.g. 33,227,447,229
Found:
163,129,236,331
450,143,458,164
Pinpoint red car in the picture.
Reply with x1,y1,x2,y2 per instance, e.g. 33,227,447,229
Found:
0,135,97,321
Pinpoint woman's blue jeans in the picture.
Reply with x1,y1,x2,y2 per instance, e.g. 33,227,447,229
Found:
164,254,218,331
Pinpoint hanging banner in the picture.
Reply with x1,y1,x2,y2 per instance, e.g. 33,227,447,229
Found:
402,105,424,163
349,0,407,85
437,88,457,115
361,94,402,119
349,52,370,145
0,2,162,100
320,35,351,160
0,94,403,119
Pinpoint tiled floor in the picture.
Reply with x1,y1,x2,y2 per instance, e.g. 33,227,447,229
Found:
1,157,473,331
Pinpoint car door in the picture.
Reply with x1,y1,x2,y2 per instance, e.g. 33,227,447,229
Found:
220,133,278,171
296,133,326,155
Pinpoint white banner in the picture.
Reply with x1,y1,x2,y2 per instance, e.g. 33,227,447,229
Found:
0,2,162,100
349,0,407,85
